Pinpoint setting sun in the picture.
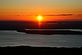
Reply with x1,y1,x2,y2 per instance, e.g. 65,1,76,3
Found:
37,15,43,22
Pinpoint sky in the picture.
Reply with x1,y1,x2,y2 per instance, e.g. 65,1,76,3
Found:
0,0,82,21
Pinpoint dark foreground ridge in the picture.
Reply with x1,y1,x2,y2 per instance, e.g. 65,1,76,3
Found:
0,46,82,54
0,46,82,49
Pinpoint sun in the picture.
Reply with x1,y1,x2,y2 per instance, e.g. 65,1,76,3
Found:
36,15,43,22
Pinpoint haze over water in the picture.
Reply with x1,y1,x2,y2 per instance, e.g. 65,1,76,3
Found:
0,30,82,47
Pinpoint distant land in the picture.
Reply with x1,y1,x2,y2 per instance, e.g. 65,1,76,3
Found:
0,20,82,30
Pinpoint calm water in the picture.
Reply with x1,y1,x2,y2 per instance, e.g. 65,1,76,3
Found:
0,30,82,47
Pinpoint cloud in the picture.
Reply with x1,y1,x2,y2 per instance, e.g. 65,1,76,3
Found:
43,14,73,16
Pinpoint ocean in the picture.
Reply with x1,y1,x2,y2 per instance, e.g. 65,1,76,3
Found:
0,30,82,47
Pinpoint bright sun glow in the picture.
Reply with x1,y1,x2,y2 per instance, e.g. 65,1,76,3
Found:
37,15,43,22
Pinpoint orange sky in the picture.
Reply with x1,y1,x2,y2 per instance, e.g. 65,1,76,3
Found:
0,0,82,21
